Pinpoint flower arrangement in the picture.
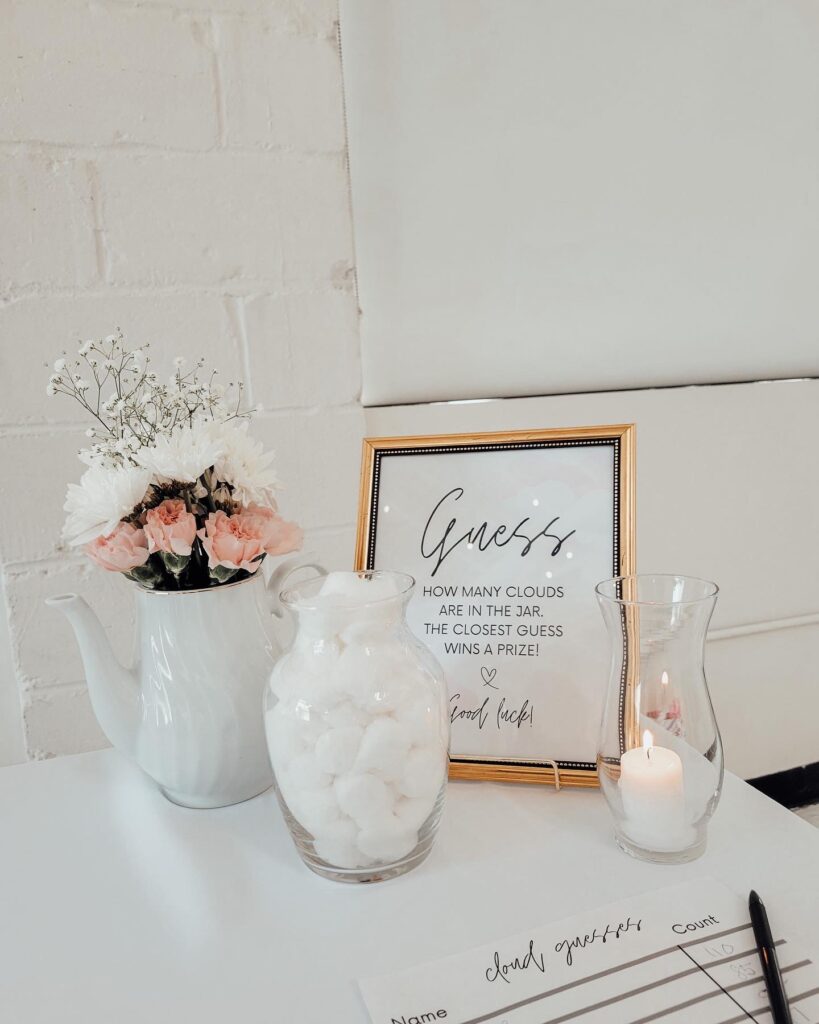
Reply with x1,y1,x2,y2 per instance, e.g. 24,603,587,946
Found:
48,332,303,590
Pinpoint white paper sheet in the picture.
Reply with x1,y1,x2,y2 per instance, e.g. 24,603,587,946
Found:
359,879,819,1024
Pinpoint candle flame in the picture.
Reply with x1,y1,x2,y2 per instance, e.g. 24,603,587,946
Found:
661,671,669,686
642,729,654,751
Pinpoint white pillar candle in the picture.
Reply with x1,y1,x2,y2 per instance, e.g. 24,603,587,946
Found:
619,730,686,850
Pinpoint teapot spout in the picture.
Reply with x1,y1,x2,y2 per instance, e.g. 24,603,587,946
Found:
46,593,140,759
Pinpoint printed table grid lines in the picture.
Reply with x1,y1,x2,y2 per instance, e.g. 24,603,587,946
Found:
724,959,811,993
455,927,788,1024
625,984,746,1024
679,924,755,949
689,941,786,971
532,963,705,1024
718,984,819,1024
627,957,812,1024
676,943,760,1024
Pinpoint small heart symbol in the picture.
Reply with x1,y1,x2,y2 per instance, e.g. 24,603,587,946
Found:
481,666,497,685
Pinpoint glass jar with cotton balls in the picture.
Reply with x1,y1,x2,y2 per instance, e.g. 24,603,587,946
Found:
264,570,450,883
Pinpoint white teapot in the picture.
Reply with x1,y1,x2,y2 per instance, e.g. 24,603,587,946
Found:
47,557,322,808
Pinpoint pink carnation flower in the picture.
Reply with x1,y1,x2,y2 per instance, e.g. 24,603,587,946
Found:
198,505,303,575
143,498,197,556
85,521,150,573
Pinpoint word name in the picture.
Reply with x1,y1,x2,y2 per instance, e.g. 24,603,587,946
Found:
391,1012,447,1024
421,488,576,577
555,918,642,967
485,939,547,985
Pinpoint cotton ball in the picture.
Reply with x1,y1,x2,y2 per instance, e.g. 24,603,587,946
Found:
355,717,412,780
340,617,393,646
395,697,441,747
337,643,416,714
313,818,369,870
264,707,306,774
397,747,446,800
339,602,403,646
320,571,400,604
273,642,332,682
272,696,332,753
321,572,404,644
313,838,366,870
334,773,395,828
277,749,334,828
318,571,366,601
268,656,298,701
285,749,332,793
287,665,347,716
325,702,369,730
394,797,434,832
287,786,341,835
294,608,347,643
332,645,375,704
292,632,343,662
357,818,417,862
363,663,418,716
315,725,364,776
313,816,357,845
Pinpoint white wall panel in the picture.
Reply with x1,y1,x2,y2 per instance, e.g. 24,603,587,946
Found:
341,0,819,406
708,625,819,780
365,379,819,777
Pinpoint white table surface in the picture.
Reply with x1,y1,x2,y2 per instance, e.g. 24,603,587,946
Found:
1,751,818,1023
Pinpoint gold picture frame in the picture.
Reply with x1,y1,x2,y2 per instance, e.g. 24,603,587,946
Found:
355,424,636,787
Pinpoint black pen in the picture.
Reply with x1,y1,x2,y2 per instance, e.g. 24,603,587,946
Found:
749,890,793,1024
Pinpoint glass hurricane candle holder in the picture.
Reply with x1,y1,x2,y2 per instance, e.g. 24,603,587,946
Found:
595,575,724,864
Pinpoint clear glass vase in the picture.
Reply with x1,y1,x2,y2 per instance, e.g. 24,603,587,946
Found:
263,571,450,883
596,575,724,864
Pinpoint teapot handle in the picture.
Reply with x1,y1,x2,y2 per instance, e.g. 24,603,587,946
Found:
266,554,327,620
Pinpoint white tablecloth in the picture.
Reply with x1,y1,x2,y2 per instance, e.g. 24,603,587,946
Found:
1,750,817,1022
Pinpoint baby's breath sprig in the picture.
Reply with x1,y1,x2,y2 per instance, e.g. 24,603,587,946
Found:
46,332,252,468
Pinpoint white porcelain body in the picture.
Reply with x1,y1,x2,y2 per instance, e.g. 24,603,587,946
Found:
48,562,323,809
132,575,279,808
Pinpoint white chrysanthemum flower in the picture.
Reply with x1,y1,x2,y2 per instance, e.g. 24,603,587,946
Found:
62,463,152,546
213,420,279,507
134,420,223,483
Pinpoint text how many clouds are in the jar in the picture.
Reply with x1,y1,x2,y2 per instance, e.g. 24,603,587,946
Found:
422,583,564,658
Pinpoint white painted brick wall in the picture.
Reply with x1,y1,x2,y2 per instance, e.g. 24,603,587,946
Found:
0,0,364,765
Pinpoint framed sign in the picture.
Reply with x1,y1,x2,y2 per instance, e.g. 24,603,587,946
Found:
354,424,636,787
